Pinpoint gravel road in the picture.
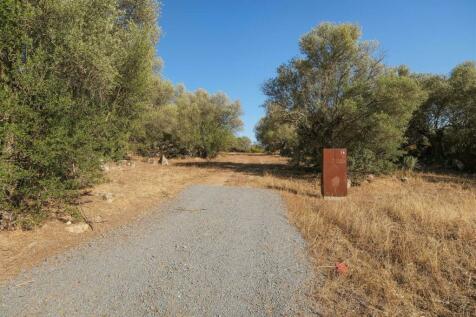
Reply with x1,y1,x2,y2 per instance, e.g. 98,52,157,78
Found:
0,185,315,316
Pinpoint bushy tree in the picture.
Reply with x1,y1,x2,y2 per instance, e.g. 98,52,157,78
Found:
131,85,243,158
446,62,476,169
229,136,252,152
406,62,476,170
130,77,180,156
259,23,425,172
255,106,297,156
0,0,159,227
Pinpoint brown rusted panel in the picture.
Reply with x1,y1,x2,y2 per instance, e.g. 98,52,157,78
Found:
321,148,347,197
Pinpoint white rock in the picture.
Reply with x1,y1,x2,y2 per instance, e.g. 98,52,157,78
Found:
347,178,352,189
126,161,136,167
65,223,90,234
93,215,104,223
160,155,169,166
101,192,114,203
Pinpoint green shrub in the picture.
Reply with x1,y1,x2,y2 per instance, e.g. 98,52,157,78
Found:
131,87,243,158
0,0,159,228
403,156,418,171
406,62,476,171
250,144,265,153
229,136,252,152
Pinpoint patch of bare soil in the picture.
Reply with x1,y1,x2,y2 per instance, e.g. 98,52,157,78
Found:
1,153,288,283
0,155,238,283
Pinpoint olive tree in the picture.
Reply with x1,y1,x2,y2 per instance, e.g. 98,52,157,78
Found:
132,86,243,158
406,62,476,170
260,23,425,172
0,0,159,228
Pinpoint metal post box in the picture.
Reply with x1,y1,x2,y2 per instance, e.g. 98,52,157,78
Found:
321,148,347,198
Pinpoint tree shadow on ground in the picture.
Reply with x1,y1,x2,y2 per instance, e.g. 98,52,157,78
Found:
174,160,318,182
419,172,476,187
175,160,322,198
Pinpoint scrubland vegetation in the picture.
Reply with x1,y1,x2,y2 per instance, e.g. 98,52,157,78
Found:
0,1,474,315
0,0,245,228
257,23,476,174
247,25,474,315
0,0,160,227
1,1,474,228
131,85,243,158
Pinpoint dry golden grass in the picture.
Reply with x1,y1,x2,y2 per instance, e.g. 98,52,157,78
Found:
1,152,475,316
230,167,476,316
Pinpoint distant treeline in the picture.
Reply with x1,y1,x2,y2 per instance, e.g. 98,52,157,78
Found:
0,0,245,228
131,83,244,158
256,23,475,173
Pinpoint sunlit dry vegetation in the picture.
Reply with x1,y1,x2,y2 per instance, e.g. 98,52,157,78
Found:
1,0,474,313
226,154,476,316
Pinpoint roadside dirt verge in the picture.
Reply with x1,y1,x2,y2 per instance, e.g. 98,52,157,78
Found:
0,156,235,283
1,185,316,316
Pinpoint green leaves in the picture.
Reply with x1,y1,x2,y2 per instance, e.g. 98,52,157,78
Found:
0,0,159,228
259,23,424,173
131,84,243,159
406,61,476,170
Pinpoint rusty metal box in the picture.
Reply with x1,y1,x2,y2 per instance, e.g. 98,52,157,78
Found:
321,148,347,197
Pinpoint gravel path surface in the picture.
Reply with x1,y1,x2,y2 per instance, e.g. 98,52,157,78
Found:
0,185,315,316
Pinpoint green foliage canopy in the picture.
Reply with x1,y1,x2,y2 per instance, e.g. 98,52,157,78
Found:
229,136,253,152
258,23,425,172
132,85,243,158
406,62,476,170
0,0,159,226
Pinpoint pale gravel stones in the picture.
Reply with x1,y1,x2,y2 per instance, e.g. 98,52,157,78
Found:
0,185,316,316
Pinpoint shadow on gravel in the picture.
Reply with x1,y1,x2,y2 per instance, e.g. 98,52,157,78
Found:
175,160,317,181
175,159,322,199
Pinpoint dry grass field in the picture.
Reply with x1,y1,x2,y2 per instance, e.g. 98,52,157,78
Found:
1,153,475,316
224,155,476,316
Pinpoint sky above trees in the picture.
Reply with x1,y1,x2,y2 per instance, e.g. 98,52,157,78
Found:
157,0,476,140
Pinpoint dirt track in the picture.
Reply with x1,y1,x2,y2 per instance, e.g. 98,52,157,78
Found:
0,185,315,316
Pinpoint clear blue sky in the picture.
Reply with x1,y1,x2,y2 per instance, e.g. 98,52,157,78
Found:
156,0,476,141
